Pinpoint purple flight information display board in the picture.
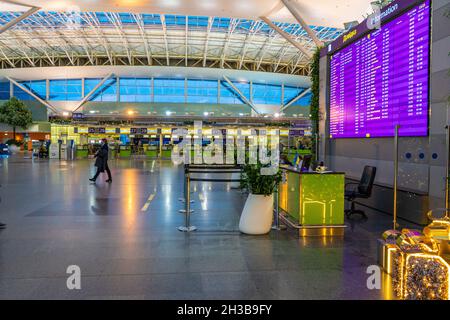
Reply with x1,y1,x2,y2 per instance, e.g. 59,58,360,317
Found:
329,0,430,138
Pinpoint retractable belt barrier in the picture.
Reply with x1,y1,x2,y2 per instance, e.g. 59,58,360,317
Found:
178,164,243,232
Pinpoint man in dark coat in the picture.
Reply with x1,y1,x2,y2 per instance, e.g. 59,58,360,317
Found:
89,138,112,183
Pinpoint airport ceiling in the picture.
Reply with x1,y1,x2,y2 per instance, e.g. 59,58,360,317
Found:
0,0,374,75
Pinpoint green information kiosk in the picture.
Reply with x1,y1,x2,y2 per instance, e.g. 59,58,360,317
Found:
278,166,345,236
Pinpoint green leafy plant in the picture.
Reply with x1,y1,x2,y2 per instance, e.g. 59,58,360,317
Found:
310,47,321,162
240,162,282,196
5,139,22,146
0,97,33,142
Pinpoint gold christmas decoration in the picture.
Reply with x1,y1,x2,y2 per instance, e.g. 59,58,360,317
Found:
379,217,450,300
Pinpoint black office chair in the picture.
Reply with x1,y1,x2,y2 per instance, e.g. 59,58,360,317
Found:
345,166,377,218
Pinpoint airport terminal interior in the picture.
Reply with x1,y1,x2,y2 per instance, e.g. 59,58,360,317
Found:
0,0,450,300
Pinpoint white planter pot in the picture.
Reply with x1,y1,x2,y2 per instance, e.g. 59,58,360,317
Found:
9,145,20,154
239,193,274,235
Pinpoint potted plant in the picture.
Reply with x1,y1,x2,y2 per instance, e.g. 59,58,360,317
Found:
239,162,282,235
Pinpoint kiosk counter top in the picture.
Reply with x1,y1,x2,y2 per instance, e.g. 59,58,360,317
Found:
278,166,345,228
280,165,345,175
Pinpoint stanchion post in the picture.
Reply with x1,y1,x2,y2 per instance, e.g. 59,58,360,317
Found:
186,174,191,227
393,125,400,230
446,125,450,214
178,165,187,203
178,169,197,232
272,184,280,230
272,178,286,231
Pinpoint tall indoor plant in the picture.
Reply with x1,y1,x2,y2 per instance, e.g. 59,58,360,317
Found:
239,163,282,235
0,97,33,149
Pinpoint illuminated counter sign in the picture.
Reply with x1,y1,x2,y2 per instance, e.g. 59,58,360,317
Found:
74,127,88,134
72,113,85,120
329,0,430,138
105,128,118,134
88,127,106,134
130,128,148,134
289,129,305,137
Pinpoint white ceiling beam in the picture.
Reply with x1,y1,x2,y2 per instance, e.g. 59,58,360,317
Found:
109,12,132,65
223,75,259,115
0,5,40,34
238,20,263,69
202,17,213,67
72,73,114,112
260,16,312,60
0,47,14,67
220,18,238,69
85,12,114,65
281,87,311,111
133,13,152,65
185,16,188,67
57,12,94,64
6,76,58,113
255,29,278,70
281,0,324,47
273,43,291,73
160,14,170,66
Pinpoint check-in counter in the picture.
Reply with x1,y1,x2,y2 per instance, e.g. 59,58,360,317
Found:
161,144,172,159
119,145,131,158
145,144,159,158
278,166,345,236
76,145,89,159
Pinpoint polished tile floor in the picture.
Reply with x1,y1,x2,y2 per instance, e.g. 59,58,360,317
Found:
0,156,411,299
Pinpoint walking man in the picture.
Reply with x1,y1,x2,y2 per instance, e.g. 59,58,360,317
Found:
89,138,112,183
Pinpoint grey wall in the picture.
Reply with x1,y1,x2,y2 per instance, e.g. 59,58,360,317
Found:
319,0,450,222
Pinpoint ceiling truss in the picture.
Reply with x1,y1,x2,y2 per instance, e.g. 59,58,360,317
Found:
0,11,344,76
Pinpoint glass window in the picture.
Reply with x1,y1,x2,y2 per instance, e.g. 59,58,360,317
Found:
187,16,209,28
49,79,82,101
252,83,282,105
220,81,249,104
85,78,117,102
164,15,186,26
0,82,10,100
154,78,185,103
119,78,151,102
141,14,161,25
212,17,231,30
14,80,46,101
187,79,218,104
